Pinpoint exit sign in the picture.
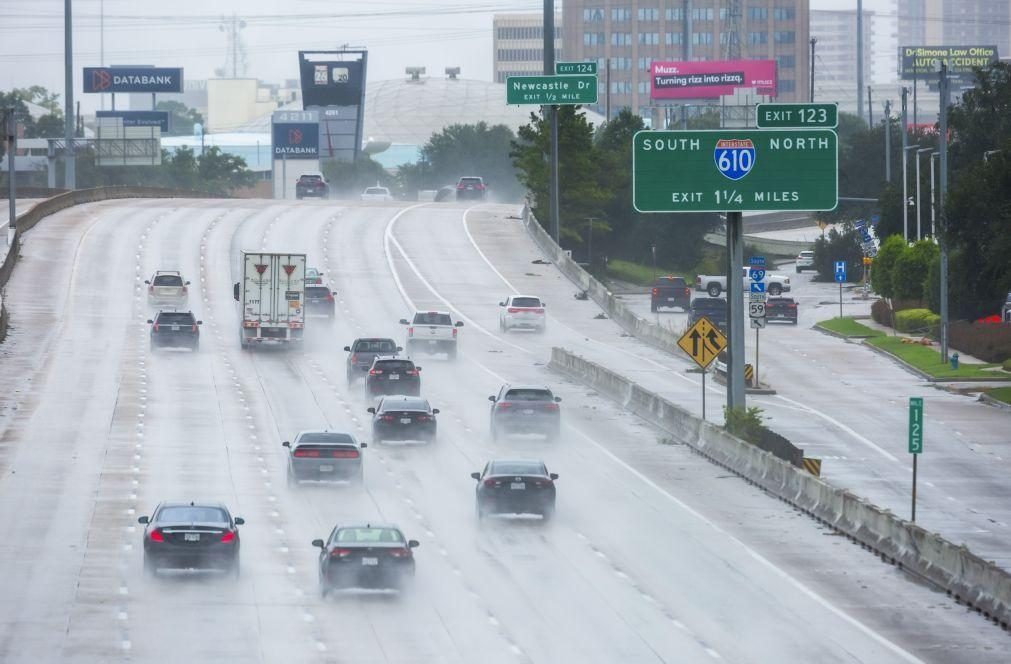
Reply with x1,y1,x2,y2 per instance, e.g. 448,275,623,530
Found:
556,61,598,75
756,103,839,128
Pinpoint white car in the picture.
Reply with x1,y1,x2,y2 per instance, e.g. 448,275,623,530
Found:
400,311,463,360
795,250,815,273
361,186,393,202
499,295,547,332
145,270,189,305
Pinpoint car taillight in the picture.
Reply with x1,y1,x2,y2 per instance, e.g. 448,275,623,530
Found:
380,414,394,421
483,478,501,487
388,548,412,558
533,480,552,487
152,323,159,332
351,354,358,363
331,449,359,459
496,402,512,409
406,369,419,376
683,288,690,295
326,294,334,302
148,285,153,293
407,327,414,336
788,304,797,309
149,529,164,543
533,308,544,314
475,183,486,190
369,369,383,376
181,286,188,293
294,449,320,457
544,403,559,410
457,184,465,189
330,548,352,558
651,288,658,296
220,531,236,543
415,415,429,422
191,324,197,332
452,328,458,338
507,307,520,313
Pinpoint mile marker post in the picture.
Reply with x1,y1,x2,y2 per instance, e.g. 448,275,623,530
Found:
909,397,924,521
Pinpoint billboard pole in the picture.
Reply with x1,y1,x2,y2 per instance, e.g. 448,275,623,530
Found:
64,0,75,189
884,100,891,182
901,87,908,242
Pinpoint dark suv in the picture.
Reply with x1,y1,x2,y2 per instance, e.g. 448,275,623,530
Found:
344,338,402,384
365,356,421,397
650,276,691,312
369,396,438,443
305,285,335,319
455,176,487,200
488,385,561,441
766,296,798,324
689,297,728,331
296,174,329,199
148,311,202,351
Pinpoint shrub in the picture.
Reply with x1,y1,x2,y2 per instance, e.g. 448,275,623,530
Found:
871,235,907,298
891,239,939,302
724,406,765,443
812,226,863,282
948,321,1011,363
1004,358,1011,372
871,298,893,326
894,308,940,334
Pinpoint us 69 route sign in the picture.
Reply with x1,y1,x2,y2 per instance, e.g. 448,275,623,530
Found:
632,129,838,213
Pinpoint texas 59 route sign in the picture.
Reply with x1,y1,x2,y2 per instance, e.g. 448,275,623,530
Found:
632,129,838,213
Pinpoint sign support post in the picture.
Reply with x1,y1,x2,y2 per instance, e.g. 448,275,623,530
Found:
726,212,745,411
755,325,759,388
701,370,706,421
677,317,728,421
908,397,924,522
834,260,847,317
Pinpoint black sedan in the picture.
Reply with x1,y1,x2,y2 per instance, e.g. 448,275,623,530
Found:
284,430,366,486
472,459,558,521
313,523,419,595
365,356,421,397
139,502,244,576
489,384,561,441
369,396,438,443
149,311,202,351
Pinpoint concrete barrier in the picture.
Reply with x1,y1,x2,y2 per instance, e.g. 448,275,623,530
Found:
704,231,812,255
549,346,1011,629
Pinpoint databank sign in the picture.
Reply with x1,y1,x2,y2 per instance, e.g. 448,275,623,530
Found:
632,130,838,213
271,110,319,160
83,67,183,93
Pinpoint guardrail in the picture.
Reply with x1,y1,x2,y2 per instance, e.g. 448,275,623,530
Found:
549,346,1011,630
0,186,225,344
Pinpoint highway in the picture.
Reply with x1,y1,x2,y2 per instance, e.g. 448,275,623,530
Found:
0,198,1006,662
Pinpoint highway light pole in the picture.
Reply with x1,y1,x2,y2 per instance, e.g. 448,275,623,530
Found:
884,100,892,182
929,151,938,237
900,88,908,240
916,147,932,240
64,0,75,189
543,0,560,244
5,109,15,247
938,63,950,363
902,143,919,242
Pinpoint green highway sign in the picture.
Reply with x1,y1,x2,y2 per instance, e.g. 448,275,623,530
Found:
632,129,838,213
506,75,598,105
756,103,839,128
908,397,924,454
556,61,598,75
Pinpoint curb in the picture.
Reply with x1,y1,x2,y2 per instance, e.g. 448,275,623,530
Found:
980,393,1011,412
863,340,1011,383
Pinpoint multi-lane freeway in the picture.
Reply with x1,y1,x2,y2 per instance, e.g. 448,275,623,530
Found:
0,199,1007,662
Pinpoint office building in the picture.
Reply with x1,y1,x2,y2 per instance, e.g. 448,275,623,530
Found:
897,0,1009,56
493,13,563,83
811,9,873,112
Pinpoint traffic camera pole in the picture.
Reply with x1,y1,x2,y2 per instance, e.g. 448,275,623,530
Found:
726,211,746,411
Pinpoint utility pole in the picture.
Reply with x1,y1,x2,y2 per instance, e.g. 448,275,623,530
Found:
857,0,864,124
916,147,931,240
929,151,938,237
605,57,611,121
938,63,949,363
903,143,920,241
867,86,873,126
726,212,745,412
901,87,908,241
64,0,75,189
585,217,598,265
543,0,560,243
5,109,16,247
884,100,892,182
810,38,816,102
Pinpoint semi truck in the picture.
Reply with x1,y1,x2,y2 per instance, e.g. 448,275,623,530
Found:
234,251,307,349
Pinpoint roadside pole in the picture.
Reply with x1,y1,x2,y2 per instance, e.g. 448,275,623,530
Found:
726,211,745,410
282,153,287,200
543,0,560,244
701,370,706,421
755,324,759,388
901,88,908,241
5,109,15,247
909,397,924,522
938,63,949,363
834,260,847,317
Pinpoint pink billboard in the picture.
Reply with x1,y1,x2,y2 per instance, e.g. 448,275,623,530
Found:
650,60,777,99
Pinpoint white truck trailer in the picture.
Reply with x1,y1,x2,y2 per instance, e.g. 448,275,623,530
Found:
234,251,307,349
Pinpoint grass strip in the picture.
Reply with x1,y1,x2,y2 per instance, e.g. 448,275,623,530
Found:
815,317,884,338
867,336,1005,379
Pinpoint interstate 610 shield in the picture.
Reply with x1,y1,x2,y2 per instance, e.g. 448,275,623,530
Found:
632,129,838,213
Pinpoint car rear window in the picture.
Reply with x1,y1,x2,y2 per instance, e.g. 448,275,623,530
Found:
490,461,545,476
768,297,794,304
459,177,483,184
153,275,183,287
380,398,429,412
653,277,687,287
413,312,452,326
511,297,541,307
365,187,388,195
354,339,398,353
375,360,415,372
156,313,195,325
157,506,228,523
298,432,355,445
305,287,330,297
336,528,404,543
799,251,814,257
691,299,725,310
300,175,322,182
503,389,553,402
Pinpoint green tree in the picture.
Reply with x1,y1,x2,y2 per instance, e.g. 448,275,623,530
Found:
417,122,522,200
195,146,255,194
11,86,62,115
812,226,864,282
512,106,608,243
321,156,388,198
156,100,204,136
891,239,939,302
870,235,907,299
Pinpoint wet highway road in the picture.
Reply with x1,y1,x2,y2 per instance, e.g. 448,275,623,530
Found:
0,199,1006,663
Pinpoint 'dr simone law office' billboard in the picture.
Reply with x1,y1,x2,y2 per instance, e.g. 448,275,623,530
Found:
650,60,777,100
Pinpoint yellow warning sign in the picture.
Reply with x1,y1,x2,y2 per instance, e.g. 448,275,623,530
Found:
744,363,754,384
677,316,728,369
802,457,822,476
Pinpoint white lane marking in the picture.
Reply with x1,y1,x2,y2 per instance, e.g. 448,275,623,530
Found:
383,214,923,663
772,394,899,462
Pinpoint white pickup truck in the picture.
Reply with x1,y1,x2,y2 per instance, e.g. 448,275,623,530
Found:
400,311,464,360
696,266,791,297
234,251,306,349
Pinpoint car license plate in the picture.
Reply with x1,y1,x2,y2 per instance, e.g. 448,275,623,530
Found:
389,374,400,380
522,409,534,415
362,557,378,566
400,418,412,424
318,465,334,472
171,325,180,331
184,533,200,542
510,482,526,490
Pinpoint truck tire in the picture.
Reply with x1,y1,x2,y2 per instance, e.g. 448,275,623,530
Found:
707,284,722,297
769,284,782,296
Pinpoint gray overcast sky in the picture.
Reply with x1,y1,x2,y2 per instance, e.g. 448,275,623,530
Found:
1,0,894,113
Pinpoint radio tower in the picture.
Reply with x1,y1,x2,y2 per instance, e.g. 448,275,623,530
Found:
722,0,743,60
219,14,248,78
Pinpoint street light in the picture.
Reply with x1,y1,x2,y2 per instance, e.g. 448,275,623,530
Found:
902,144,920,242
916,147,932,240
929,151,939,237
